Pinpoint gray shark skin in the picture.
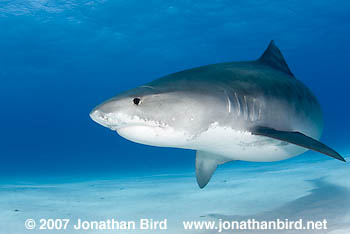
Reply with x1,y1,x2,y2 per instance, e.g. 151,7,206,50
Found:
90,41,345,188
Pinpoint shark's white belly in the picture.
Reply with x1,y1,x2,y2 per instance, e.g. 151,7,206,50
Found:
117,122,308,162
188,124,308,162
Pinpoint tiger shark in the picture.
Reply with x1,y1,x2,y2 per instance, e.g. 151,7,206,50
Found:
90,41,345,188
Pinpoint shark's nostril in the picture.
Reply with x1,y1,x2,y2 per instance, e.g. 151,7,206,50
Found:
90,110,106,121
89,110,100,123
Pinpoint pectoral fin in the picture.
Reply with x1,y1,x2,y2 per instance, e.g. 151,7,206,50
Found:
195,151,233,189
251,126,346,162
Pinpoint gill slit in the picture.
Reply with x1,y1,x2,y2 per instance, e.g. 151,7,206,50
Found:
224,91,231,113
243,95,248,120
234,92,241,116
252,98,256,121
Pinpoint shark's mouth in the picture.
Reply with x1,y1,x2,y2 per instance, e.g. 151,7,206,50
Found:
90,111,192,147
90,111,169,131
110,114,169,131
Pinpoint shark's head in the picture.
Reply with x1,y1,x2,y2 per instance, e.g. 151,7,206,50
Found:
90,78,228,148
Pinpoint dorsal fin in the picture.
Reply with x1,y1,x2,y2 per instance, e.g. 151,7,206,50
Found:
258,40,294,77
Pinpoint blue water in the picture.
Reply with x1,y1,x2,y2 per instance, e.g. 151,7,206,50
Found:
1,2,350,234
1,1,349,179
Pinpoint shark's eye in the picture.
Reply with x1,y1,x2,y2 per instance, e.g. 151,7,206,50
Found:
133,97,141,105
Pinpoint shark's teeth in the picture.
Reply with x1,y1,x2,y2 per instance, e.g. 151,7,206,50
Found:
106,113,169,130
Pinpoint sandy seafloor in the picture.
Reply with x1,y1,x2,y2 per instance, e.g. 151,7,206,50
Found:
1,152,349,234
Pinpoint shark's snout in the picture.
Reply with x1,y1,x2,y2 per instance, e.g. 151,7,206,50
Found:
90,97,144,130
90,109,112,128
89,98,122,128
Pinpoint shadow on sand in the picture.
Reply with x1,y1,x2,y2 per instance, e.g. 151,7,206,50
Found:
208,178,350,233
